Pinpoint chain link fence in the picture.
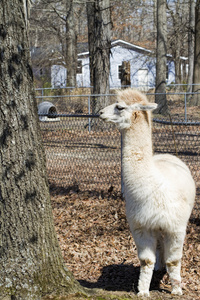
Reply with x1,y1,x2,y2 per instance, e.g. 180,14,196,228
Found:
39,116,199,189
39,116,121,192
37,90,200,218
37,92,200,218
38,91,200,230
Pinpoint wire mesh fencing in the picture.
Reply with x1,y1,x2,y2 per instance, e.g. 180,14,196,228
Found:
36,86,200,122
37,89,200,229
40,117,121,192
40,115,199,191
38,90,200,218
39,114,200,223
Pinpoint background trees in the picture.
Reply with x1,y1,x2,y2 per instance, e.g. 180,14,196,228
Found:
30,0,81,87
187,0,195,96
66,0,77,87
155,0,168,115
192,0,200,105
87,0,112,112
29,1,199,107
166,1,189,87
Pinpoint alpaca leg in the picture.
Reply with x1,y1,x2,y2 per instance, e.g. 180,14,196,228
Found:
164,231,186,295
138,259,154,297
133,229,156,297
166,260,182,295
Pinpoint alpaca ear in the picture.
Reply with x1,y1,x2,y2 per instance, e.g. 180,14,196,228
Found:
130,103,158,111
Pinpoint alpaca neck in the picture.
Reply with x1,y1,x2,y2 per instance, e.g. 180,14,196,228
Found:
121,123,154,194
122,123,153,165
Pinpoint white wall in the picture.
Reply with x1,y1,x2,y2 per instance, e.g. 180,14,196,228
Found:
109,46,157,89
76,57,90,87
167,60,175,84
51,45,176,89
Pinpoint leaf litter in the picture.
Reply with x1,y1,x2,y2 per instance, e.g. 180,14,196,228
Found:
50,185,200,299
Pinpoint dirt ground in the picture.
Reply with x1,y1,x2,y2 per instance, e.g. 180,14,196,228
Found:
50,184,200,300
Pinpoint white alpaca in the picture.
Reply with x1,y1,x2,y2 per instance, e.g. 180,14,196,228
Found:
100,88,195,297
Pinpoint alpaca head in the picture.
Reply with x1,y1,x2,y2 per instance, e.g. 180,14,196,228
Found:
99,89,158,130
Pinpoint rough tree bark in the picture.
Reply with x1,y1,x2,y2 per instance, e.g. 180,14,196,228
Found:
187,0,195,97
192,0,200,105
87,0,112,113
66,0,77,87
0,1,83,299
173,29,182,88
155,0,168,115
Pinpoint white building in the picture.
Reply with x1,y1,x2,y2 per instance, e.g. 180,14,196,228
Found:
51,39,187,90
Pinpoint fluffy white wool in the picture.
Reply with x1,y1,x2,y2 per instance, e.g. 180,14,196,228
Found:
100,88,196,296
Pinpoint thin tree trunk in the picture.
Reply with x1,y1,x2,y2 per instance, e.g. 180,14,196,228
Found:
87,1,95,91
66,0,77,87
187,0,195,97
192,0,200,105
174,34,182,89
153,0,157,41
0,1,83,298
87,0,112,113
155,0,168,115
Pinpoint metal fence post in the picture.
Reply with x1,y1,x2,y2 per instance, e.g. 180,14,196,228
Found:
88,95,91,133
184,92,187,123
121,133,124,195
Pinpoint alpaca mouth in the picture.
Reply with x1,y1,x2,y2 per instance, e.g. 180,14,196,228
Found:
99,115,106,121
99,112,110,122
100,115,117,123
101,117,111,123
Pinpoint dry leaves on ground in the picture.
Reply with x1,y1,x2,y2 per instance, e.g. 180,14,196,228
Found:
50,185,200,299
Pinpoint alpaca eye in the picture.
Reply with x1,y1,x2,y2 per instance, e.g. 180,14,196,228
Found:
116,105,125,111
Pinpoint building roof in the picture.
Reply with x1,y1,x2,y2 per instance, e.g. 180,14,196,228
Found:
78,39,188,61
78,39,152,58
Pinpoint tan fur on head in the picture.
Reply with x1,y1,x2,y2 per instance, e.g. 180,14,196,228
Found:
117,88,149,106
130,110,150,127
117,88,151,127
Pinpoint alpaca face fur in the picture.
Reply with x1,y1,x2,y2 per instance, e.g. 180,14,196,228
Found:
100,88,196,297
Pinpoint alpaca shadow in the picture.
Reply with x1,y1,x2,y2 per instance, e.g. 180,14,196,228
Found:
79,263,139,292
79,263,166,294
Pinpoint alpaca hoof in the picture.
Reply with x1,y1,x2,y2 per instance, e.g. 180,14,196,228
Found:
172,286,182,295
137,291,150,297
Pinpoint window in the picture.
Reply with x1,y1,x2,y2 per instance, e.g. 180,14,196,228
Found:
77,60,82,74
118,65,122,80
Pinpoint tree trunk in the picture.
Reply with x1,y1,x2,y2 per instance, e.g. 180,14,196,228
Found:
155,0,168,115
66,0,77,87
0,1,83,299
87,1,95,91
153,0,157,41
187,0,195,97
87,0,112,113
192,0,200,105
174,34,182,89
172,6,183,91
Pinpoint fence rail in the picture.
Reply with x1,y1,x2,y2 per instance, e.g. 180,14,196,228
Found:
36,90,200,123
